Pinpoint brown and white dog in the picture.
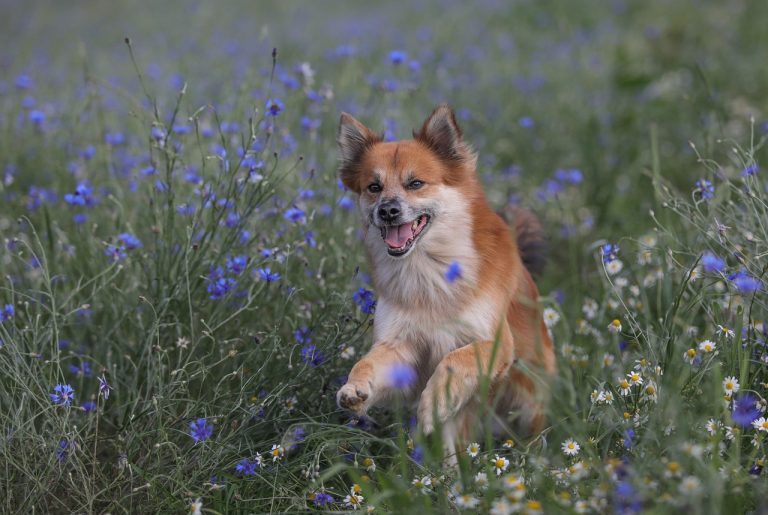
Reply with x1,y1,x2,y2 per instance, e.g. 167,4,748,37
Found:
335,105,555,458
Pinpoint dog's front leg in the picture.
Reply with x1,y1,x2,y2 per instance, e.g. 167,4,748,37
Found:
418,337,513,435
337,341,413,416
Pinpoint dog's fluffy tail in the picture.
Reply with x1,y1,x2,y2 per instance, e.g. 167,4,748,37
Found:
500,206,547,278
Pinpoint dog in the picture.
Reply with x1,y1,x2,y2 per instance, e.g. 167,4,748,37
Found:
335,105,555,458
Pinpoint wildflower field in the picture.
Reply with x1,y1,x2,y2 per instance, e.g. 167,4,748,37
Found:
2,0,768,513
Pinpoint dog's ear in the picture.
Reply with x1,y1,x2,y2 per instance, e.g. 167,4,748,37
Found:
414,104,474,165
338,113,382,192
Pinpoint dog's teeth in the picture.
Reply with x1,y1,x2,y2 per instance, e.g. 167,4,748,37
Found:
412,220,418,230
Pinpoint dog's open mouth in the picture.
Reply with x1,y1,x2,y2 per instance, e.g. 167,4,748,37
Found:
379,214,431,256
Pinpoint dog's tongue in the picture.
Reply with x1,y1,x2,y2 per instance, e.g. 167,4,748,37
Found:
384,223,413,248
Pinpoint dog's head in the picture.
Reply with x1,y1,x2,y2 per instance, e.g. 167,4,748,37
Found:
337,105,477,258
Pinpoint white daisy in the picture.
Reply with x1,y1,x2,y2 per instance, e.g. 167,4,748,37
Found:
722,376,740,395
466,442,480,458
607,319,622,333
455,494,480,509
543,307,560,328
411,475,432,494
698,339,716,353
561,438,580,456
491,454,510,476
752,417,768,432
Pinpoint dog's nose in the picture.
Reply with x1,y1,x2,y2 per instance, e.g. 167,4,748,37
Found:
377,200,401,221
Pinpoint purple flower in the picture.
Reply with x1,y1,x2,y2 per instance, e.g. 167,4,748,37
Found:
284,207,305,223
235,458,259,476
742,164,759,176
81,401,97,413
601,243,620,263
226,255,248,275
265,98,285,117
294,326,311,345
732,393,761,427
388,50,407,65
1,304,13,322
313,492,333,506
256,267,281,282
728,270,762,294
68,361,93,377
50,384,75,406
694,179,714,200
445,261,463,283
301,344,325,367
104,244,127,263
98,375,111,400
117,233,143,250
189,418,214,443
55,439,69,462
518,116,534,128
387,364,417,389
353,288,376,314
701,252,725,273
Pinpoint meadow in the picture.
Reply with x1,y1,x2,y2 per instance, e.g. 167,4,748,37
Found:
1,0,767,512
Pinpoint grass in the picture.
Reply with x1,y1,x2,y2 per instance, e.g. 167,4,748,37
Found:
1,0,768,512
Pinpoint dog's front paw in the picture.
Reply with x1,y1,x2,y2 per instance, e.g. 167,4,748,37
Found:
417,365,473,435
336,381,372,415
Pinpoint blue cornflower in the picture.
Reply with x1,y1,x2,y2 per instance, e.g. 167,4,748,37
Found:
304,230,317,248
353,288,376,314
64,182,96,207
15,74,32,89
117,233,143,251
701,252,725,273
68,361,93,377
554,168,583,184
104,132,125,145
388,50,407,65
388,363,417,389
81,401,97,413
732,393,761,427
98,375,111,400
602,243,620,263
1,304,13,322
256,267,281,282
300,344,325,367
50,384,75,406
55,439,69,462
189,418,214,443
518,116,534,128
338,196,355,210
411,444,424,465
208,276,237,300
294,326,311,345
226,255,248,275
28,110,46,125
742,164,759,176
265,98,285,117
623,429,635,449
104,244,127,263
313,492,333,507
445,261,463,283
694,179,714,200
284,207,305,223
224,211,241,228
728,270,762,294
235,458,259,476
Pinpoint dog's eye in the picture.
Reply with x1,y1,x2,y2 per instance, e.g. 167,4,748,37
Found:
367,183,382,193
407,180,424,190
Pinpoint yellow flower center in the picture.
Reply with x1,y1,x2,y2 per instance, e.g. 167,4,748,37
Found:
352,484,362,493
611,319,621,326
762,421,768,430
726,382,733,389
668,462,679,472
686,349,696,358
646,386,656,394
496,459,505,467
620,380,630,389
527,500,542,509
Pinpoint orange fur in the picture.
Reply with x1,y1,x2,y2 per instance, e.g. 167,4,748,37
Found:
336,105,555,459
